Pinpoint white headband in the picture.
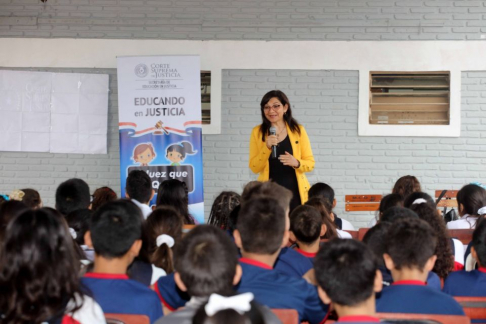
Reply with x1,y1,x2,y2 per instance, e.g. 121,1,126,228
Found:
412,198,427,205
69,228,77,240
156,234,174,248
478,207,486,215
205,293,254,316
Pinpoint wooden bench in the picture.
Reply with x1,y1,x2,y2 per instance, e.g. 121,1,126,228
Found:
377,312,470,324
345,195,382,212
358,227,370,241
271,309,299,324
455,296,486,323
436,190,459,209
105,313,150,324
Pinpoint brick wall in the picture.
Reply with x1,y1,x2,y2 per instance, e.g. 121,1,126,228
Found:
1,1,486,40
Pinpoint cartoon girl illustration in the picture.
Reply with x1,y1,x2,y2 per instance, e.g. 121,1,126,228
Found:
166,142,196,166
132,143,156,166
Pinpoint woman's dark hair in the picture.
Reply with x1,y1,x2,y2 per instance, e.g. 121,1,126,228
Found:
20,188,42,209
259,90,300,142
472,219,486,267
408,198,454,278
145,207,183,273
91,186,117,211
0,208,84,323
192,298,265,324
392,175,421,200
207,191,241,230
304,197,338,240
0,200,29,242
156,179,195,224
378,194,404,222
457,184,486,226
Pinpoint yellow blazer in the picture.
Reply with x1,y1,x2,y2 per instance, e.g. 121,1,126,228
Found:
249,123,315,204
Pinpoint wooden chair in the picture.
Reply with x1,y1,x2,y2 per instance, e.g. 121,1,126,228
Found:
435,190,459,209
104,313,150,324
448,229,474,245
358,227,370,241
455,296,486,323
271,309,299,324
345,195,382,212
376,312,470,324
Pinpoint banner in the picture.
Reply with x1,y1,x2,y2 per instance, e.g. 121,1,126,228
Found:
117,56,204,223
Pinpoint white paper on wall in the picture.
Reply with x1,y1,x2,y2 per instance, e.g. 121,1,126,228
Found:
0,70,109,154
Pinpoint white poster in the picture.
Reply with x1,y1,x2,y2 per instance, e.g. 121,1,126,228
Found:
0,70,109,154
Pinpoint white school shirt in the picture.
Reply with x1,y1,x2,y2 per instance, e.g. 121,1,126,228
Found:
340,218,356,231
446,214,478,230
131,199,153,219
337,229,352,239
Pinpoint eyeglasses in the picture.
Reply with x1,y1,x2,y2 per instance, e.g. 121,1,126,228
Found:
263,104,282,111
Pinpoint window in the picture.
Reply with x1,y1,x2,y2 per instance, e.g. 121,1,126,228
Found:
369,71,450,125
201,71,211,125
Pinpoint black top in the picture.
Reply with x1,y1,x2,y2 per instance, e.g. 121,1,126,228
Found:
269,135,301,211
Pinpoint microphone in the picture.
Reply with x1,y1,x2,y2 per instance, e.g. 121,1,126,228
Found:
269,126,277,159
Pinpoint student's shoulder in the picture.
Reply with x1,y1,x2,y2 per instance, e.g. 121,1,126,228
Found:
340,218,355,231
447,219,471,229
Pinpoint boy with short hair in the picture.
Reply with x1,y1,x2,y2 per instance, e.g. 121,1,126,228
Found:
315,239,387,324
308,182,355,230
234,196,328,324
376,218,464,315
55,178,90,216
443,218,486,296
125,170,154,219
274,205,323,277
155,225,279,324
82,200,163,323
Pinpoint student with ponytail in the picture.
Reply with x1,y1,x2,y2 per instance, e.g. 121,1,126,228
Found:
447,184,486,230
145,207,183,274
404,192,460,276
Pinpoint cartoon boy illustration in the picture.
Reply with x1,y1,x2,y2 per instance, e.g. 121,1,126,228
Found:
166,142,196,166
132,143,156,166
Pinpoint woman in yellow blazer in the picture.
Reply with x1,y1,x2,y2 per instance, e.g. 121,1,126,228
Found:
249,90,315,210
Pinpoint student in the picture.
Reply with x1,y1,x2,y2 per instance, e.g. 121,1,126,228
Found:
14,188,42,209
392,175,421,199
55,178,91,216
0,200,28,241
155,225,280,324
126,170,154,219
274,205,322,278
305,197,347,239
207,191,241,230
308,182,355,230
315,239,389,324
91,186,117,211
156,179,195,224
82,200,163,323
447,184,486,230
0,208,105,323
444,218,486,296
145,206,183,274
380,206,418,223
376,218,465,315
363,222,441,290
191,293,267,324
405,192,462,273
234,197,328,324
369,193,403,226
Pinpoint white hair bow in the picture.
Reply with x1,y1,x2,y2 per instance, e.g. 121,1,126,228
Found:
412,198,427,205
478,207,486,215
69,228,77,239
156,234,174,248
205,293,254,317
